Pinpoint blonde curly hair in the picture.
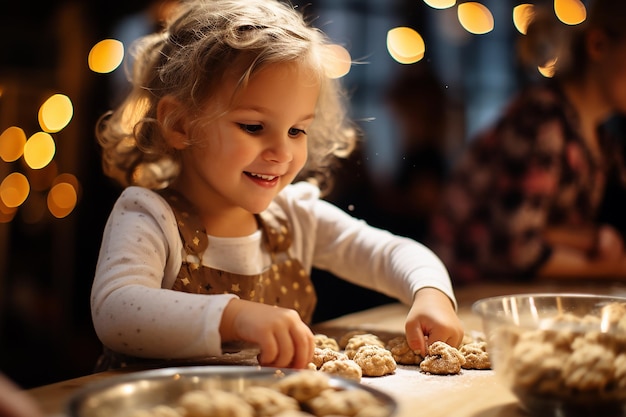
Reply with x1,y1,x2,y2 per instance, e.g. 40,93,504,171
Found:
96,0,357,193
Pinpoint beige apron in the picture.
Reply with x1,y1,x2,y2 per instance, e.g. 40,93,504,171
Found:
94,189,317,371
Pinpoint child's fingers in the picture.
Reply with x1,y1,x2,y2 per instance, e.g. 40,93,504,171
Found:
269,329,296,368
405,324,427,356
256,333,279,366
290,328,315,368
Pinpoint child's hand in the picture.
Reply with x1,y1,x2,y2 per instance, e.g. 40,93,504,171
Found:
404,287,464,355
220,299,315,369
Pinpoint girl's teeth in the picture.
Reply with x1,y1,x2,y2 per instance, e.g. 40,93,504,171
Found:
250,173,276,180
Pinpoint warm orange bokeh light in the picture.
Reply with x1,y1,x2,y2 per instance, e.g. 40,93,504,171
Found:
323,44,352,79
23,132,56,170
38,93,73,133
538,58,558,78
513,4,535,35
47,182,77,218
88,39,124,73
0,172,30,208
53,173,80,193
554,0,586,25
457,2,494,35
0,126,27,162
423,0,456,9
387,27,426,64
0,198,17,223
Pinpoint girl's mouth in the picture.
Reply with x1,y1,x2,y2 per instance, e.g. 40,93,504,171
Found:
245,172,280,186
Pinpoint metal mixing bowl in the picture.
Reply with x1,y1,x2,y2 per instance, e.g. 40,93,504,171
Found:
66,365,397,417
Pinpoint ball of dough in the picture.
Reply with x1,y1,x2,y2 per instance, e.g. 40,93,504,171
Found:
353,345,396,377
273,371,331,402
344,334,385,359
385,336,423,365
419,341,466,375
338,330,370,349
314,334,340,351
239,386,301,417
179,389,254,417
320,359,362,382
459,341,491,370
312,347,349,369
306,388,380,416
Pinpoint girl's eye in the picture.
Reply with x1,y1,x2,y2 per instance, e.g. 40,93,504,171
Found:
288,127,307,138
238,123,263,134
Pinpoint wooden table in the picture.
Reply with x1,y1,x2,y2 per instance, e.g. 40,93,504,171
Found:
28,281,626,417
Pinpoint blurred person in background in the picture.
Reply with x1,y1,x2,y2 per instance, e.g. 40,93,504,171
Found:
427,0,626,284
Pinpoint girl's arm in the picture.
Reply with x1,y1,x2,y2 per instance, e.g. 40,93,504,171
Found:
91,187,237,359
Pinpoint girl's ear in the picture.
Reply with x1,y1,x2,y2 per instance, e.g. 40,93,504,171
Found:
157,95,190,150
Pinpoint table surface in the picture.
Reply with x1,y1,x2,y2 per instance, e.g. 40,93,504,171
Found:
28,281,626,417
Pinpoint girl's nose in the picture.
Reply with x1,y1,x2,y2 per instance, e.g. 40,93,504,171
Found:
262,135,293,163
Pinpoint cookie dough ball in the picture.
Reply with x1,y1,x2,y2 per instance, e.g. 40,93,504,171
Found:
562,336,616,391
273,371,331,402
306,388,380,416
460,341,491,370
179,389,254,417
385,336,423,365
508,331,565,393
312,347,349,369
320,359,362,382
344,334,385,359
419,341,466,375
353,345,396,377
314,334,340,351
339,330,370,349
239,386,301,417
615,353,626,390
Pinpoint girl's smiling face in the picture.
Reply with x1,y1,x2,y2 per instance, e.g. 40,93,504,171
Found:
174,61,320,219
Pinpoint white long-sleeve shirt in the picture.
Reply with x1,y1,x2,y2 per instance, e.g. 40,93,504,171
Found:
91,181,456,360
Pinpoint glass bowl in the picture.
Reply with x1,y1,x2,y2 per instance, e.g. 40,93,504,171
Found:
473,293,626,417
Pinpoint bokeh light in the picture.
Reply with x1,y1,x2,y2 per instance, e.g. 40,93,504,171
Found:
513,4,535,35
457,2,494,35
0,126,27,162
23,132,56,170
88,39,124,73
47,181,77,218
554,0,586,25
53,173,80,194
387,27,426,64
538,58,558,78
0,198,17,223
323,44,352,79
423,0,456,9
0,172,30,208
38,93,73,133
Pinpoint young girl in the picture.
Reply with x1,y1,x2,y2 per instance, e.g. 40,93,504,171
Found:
91,0,463,371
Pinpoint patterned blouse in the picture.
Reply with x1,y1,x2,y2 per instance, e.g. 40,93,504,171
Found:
428,81,626,284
